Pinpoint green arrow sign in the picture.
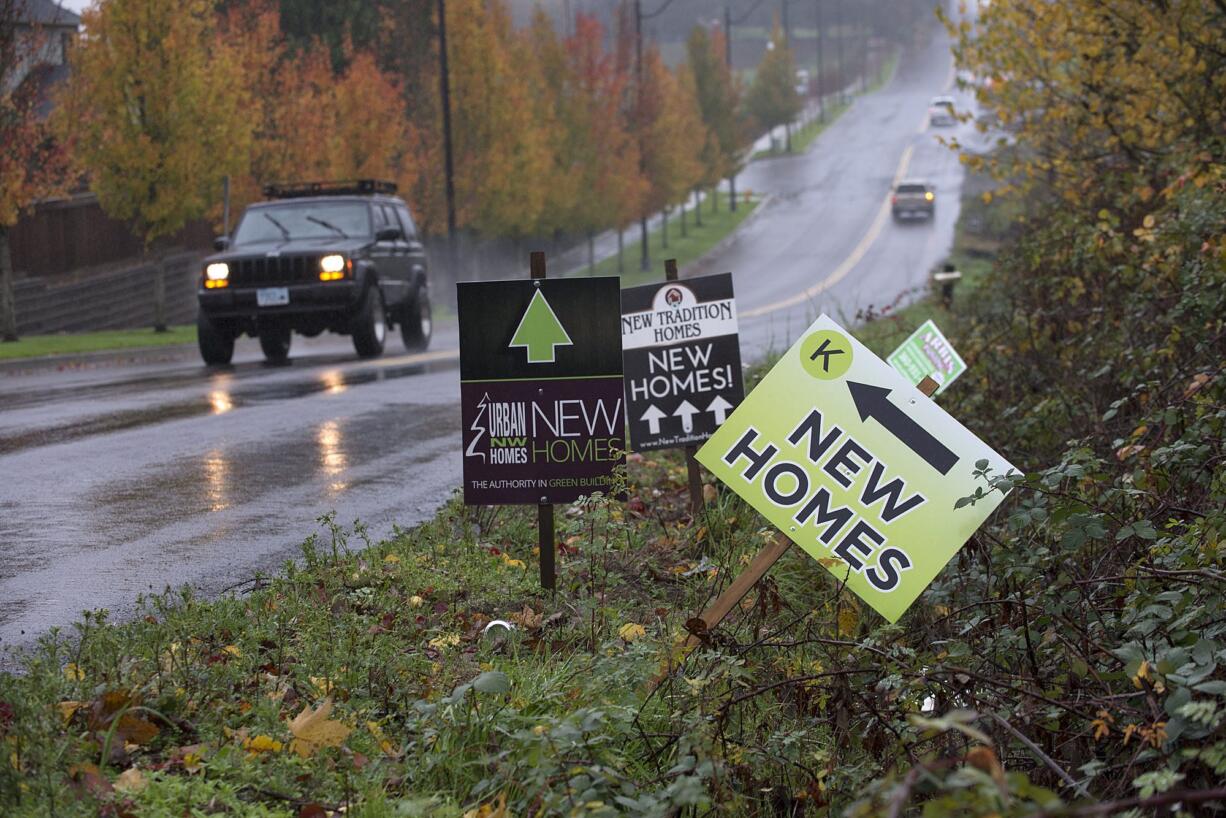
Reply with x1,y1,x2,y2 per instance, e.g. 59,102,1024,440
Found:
510,289,573,364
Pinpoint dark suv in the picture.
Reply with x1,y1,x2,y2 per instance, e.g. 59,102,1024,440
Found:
196,180,432,365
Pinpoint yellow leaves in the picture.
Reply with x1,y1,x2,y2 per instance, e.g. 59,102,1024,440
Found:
428,633,461,650
463,792,508,818
63,663,84,681
965,745,1006,790
409,595,425,608
1183,372,1211,399
366,721,396,755
1091,709,1114,741
617,623,647,642
1121,720,1168,749
511,606,543,630
287,699,352,759
242,734,284,755
1131,659,1151,689
221,645,242,658
58,701,83,725
383,553,401,564
836,602,860,638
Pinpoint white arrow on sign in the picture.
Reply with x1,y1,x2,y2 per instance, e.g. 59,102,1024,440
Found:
706,394,733,425
640,404,666,435
673,400,700,433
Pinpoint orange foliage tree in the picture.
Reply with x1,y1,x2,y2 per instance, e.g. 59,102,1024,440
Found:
636,45,703,258
533,11,645,271
61,0,247,331
218,3,418,224
0,0,72,341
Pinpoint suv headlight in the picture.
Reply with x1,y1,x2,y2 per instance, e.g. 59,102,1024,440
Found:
320,254,348,281
204,262,230,289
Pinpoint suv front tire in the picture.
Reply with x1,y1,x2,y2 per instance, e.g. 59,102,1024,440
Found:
400,287,432,352
198,311,235,366
351,286,387,359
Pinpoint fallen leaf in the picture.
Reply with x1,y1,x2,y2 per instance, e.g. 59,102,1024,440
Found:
409,595,425,608
63,663,85,681
288,699,352,759
1183,372,1211,399
383,554,401,564
114,767,148,794
299,804,328,818
222,645,242,658
702,484,717,504
463,792,508,818
58,700,83,725
965,745,1006,789
243,734,284,755
618,623,646,642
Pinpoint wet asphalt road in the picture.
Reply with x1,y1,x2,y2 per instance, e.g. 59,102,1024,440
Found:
0,28,980,655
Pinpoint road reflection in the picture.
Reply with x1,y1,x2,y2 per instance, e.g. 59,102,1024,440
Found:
321,370,347,395
317,420,348,494
202,449,230,511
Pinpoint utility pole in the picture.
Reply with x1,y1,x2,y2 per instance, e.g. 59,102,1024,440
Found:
634,0,678,273
723,0,766,213
815,0,823,120
437,0,458,269
835,0,844,104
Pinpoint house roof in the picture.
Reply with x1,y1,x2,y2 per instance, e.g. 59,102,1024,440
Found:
19,0,81,27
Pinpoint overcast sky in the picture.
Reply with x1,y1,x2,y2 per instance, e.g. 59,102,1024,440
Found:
57,0,88,14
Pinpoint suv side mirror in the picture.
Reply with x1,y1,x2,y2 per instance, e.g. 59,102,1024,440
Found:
213,236,231,251
376,226,402,242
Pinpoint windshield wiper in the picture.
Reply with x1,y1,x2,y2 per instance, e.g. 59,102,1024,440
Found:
263,212,291,241
306,215,348,238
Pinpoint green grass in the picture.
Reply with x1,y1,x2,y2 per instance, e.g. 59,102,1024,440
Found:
0,456,845,816
0,325,196,361
578,194,760,287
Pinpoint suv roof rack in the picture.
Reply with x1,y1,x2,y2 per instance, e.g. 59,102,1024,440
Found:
262,180,398,199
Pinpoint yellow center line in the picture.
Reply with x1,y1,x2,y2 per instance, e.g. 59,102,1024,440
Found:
741,143,915,320
369,347,459,369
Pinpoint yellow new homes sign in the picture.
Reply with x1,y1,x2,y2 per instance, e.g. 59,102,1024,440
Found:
697,315,1015,622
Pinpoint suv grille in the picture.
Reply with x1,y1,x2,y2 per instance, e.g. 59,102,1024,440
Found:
228,255,322,287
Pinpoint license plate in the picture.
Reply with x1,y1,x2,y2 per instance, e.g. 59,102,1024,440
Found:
257,287,289,307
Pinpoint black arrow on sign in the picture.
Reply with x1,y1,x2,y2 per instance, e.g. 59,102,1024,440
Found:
846,381,959,475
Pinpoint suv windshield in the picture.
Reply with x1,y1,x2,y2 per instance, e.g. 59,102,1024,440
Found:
897,184,928,194
232,202,372,245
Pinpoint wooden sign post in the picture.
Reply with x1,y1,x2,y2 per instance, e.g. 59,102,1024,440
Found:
664,259,708,519
652,375,941,690
530,252,557,591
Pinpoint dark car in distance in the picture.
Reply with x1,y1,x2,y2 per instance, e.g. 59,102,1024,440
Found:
891,180,936,221
196,180,432,365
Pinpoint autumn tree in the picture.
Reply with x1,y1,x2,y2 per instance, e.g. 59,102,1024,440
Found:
746,23,800,154
62,0,248,331
533,11,645,271
687,24,746,213
0,0,71,341
635,45,703,260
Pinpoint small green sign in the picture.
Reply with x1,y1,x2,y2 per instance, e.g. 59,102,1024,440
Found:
886,319,966,395
697,314,1014,623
